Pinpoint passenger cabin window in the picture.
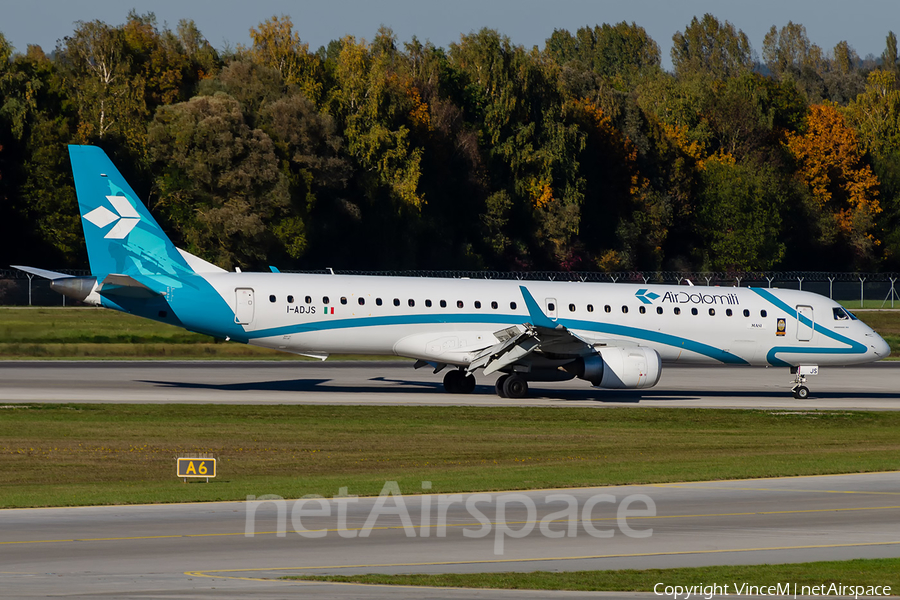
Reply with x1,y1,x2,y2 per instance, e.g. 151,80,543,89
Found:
548,303,556,311
568,304,575,312
440,300,447,308
425,299,432,307
393,298,400,307
340,297,348,305
358,297,365,305
691,308,698,315
305,296,312,304
622,306,628,314
657,307,663,314
269,295,276,303
709,308,715,316
287,295,294,303
376,298,383,306
408,299,415,307
491,301,498,309
457,300,464,308
510,301,517,310
760,310,768,318
323,296,330,304
604,305,611,313
587,304,594,312
743,309,750,317
726,309,733,316
639,306,646,314
674,307,681,315
474,301,482,309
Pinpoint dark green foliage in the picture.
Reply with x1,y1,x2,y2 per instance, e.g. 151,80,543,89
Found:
0,16,897,271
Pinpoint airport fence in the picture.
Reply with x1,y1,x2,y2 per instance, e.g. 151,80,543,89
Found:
2,268,899,308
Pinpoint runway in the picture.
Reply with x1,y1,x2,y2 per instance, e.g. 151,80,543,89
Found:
1,472,899,598
0,360,897,409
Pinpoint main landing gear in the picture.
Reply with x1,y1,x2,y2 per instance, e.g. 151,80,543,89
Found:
443,369,476,394
442,369,530,399
495,374,529,399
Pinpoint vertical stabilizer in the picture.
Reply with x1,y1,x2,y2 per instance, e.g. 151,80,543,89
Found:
68,145,193,282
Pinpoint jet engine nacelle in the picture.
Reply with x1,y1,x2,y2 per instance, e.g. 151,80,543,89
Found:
568,347,662,389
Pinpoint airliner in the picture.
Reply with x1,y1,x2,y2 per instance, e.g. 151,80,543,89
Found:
14,146,891,399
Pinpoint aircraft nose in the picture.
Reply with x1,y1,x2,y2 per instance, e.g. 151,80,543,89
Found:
869,333,891,358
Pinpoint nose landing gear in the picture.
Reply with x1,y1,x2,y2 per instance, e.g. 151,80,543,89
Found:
790,365,818,399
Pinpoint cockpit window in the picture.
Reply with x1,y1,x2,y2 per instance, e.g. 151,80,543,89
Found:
833,307,853,321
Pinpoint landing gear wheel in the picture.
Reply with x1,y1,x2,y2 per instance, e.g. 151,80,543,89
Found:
443,370,475,394
443,370,463,393
461,373,476,394
495,374,510,398
793,385,810,400
502,374,528,399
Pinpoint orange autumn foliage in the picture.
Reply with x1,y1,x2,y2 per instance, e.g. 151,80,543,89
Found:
785,104,881,238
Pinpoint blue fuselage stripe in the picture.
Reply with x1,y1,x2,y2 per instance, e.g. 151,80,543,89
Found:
748,288,867,366
247,313,748,364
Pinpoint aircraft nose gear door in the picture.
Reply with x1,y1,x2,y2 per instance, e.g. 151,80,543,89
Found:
235,288,255,325
796,305,813,341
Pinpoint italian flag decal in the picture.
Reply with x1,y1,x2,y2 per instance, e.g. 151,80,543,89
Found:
324,307,334,314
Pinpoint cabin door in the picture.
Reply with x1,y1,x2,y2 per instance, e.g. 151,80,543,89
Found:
796,305,813,341
235,288,255,325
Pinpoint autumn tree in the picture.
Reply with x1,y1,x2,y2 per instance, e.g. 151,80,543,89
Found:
883,31,898,72
545,22,660,88
148,93,296,268
762,22,825,101
249,15,323,104
671,14,752,79
695,161,786,270
58,20,147,150
845,69,900,268
786,104,881,266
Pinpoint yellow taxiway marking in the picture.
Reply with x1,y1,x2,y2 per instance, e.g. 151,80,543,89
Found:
4,505,900,546
184,539,900,582
651,484,900,496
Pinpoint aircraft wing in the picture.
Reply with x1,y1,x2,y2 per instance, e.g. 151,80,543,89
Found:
466,286,600,375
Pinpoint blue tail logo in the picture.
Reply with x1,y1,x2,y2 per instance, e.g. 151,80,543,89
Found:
83,194,141,239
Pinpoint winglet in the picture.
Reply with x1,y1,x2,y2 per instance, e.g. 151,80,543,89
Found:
518,285,556,329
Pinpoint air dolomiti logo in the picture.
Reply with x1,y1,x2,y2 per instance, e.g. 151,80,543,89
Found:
83,196,141,239
634,289,660,305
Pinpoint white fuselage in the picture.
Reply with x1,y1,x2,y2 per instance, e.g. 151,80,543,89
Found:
197,274,889,368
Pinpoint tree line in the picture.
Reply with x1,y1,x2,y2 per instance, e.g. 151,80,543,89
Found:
1,13,899,273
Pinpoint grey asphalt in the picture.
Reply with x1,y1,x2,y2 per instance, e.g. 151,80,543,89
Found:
2,473,899,598
0,360,897,409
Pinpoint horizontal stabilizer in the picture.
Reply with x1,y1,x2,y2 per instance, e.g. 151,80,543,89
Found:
12,266,73,280
97,274,162,298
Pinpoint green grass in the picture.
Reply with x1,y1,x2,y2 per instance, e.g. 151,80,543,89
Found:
0,308,405,360
3,405,900,508
284,558,900,591
2,306,899,359
840,299,900,310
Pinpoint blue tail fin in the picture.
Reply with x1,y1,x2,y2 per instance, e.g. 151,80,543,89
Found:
69,145,193,282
